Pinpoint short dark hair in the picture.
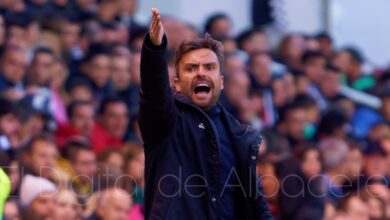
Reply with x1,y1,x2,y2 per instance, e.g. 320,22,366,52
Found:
301,50,325,64
83,43,111,63
33,47,55,58
236,27,264,50
67,100,94,118
204,13,229,34
317,110,348,136
293,93,317,108
314,32,332,42
97,96,127,116
175,33,224,77
23,133,56,154
277,100,306,123
60,137,93,162
343,47,364,64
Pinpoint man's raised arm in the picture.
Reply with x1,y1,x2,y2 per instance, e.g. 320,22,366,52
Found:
139,8,176,144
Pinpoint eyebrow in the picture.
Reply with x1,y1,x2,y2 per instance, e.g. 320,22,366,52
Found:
184,62,218,66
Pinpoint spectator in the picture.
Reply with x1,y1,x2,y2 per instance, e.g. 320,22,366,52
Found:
123,142,144,204
54,189,82,220
56,100,95,146
332,47,375,91
60,137,97,200
86,187,132,220
204,13,232,39
220,71,250,121
0,98,21,150
362,142,389,184
75,44,115,102
248,52,273,90
20,133,59,181
319,138,349,205
0,46,29,98
97,148,124,171
26,47,56,87
19,174,57,220
338,194,370,220
276,34,306,71
236,27,268,53
276,100,309,147
314,32,333,59
111,52,140,126
95,96,128,150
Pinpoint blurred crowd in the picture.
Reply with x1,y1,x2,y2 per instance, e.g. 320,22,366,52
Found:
0,0,389,220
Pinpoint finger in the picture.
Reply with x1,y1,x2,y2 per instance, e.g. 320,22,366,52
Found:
150,9,160,30
151,15,161,33
150,9,157,25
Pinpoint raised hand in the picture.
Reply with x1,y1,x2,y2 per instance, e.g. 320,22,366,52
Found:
149,8,164,46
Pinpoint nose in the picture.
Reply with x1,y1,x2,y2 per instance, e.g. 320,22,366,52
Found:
197,66,207,78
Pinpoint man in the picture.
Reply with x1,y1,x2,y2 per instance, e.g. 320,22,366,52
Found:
97,97,129,139
19,174,57,220
86,187,132,220
60,138,97,200
0,98,21,151
70,44,115,102
332,47,375,91
0,46,29,98
21,133,59,180
139,8,272,219
319,138,350,205
276,100,309,147
26,47,56,87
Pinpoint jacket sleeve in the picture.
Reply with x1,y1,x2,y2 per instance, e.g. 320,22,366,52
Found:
139,33,176,145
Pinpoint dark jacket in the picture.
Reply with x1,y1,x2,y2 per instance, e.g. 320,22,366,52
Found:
139,34,273,220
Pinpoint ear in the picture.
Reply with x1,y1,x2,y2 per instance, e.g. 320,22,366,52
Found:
174,77,181,92
220,75,224,90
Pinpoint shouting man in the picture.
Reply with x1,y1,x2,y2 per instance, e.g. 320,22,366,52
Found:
139,8,273,220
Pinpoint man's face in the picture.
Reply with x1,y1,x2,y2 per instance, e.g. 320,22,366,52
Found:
87,55,111,87
111,56,131,90
70,104,94,137
60,22,80,51
28,191,56,220
7,26,29,48
1,49,28,84
304,57,326,83
98,191,132,220
30,52,55,86
0,113,20,137
332,51,352,74
73,149,97,181
101,102,128,138
224,72,249,107
250,53,271,84
286,108,307,140
320,71,340,98
211,18,231,38
174,48,224,110
30,140,58,179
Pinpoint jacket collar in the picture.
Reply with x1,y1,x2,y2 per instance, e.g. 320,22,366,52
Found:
173,91,262,152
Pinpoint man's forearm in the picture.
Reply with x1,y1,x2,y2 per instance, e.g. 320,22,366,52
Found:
140,33,170,101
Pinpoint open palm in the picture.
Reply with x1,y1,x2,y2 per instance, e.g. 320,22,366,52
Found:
149,8,164,46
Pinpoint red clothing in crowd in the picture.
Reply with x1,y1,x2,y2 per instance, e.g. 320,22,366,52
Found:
55,123,123,154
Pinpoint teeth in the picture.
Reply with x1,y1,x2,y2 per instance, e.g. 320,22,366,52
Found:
196,83,209,87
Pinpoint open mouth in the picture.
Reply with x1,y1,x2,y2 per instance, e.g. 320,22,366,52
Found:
194,83,211,94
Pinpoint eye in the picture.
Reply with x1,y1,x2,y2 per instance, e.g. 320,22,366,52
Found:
205,64,216,71
185,64,197,72
186,66,194,72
